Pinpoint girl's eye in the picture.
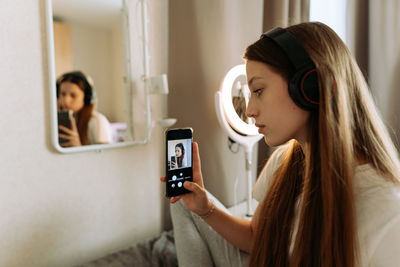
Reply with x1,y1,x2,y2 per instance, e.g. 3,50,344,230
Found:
253,89,263,96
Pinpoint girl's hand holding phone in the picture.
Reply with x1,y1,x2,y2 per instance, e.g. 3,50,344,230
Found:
58,116,82,147
161,142,213,216
171,161,178,169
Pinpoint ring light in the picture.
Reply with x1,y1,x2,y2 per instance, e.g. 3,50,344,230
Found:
220,64,259,136
215,64,263,217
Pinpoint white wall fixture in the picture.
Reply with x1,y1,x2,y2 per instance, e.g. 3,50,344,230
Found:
149,74,169,94
139,0,175,138
148,74,176,128
215,64,263,216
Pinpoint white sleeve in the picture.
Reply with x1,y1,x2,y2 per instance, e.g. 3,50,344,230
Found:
252,145,288,202
88,113,113,144
370,216,400,266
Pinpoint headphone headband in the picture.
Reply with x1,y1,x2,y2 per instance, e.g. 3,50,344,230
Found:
261,27,315,71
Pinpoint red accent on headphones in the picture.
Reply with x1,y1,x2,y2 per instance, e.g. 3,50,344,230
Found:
300,69,319,104
300,69,336,105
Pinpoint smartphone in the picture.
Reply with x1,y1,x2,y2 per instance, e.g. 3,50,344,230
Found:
58,110,73,144
170,156,176,167
166,128,193,197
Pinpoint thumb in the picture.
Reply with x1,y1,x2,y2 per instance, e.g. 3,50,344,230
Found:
183,181,202,193
70,115,78,131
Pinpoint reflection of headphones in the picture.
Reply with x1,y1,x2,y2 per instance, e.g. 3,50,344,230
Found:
56,71,95,106
261,27,319,110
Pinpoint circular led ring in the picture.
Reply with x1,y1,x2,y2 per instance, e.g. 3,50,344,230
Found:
220,64,259,136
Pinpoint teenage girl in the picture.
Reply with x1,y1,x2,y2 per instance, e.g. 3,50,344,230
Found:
162,22,400,267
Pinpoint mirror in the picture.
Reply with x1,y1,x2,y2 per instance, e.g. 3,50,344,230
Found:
45,0,136,153
231,76,250,124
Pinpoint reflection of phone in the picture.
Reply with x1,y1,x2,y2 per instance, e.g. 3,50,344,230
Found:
171,156,176,166
166,128,193,197
58,110,73,144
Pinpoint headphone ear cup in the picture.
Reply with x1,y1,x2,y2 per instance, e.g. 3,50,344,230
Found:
288,68,319,110
84,85,95,105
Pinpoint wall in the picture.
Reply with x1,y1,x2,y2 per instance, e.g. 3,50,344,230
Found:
168,0,264,206
0,0,168,266
70,23,114,121
70,23,126,123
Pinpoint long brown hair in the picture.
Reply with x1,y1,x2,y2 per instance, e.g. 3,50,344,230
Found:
57,71,94,145
76,105,94,145
245,22,400,267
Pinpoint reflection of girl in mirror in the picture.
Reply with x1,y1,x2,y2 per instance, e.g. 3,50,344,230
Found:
171,143,186,169
57,71,113,147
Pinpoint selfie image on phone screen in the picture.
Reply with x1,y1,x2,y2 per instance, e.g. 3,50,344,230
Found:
166,128,193,197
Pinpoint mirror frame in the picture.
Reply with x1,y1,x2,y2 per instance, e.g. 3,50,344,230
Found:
44,0,139,153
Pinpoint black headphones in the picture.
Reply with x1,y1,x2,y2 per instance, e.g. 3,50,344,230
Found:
56,71,95,106
261,27,319,110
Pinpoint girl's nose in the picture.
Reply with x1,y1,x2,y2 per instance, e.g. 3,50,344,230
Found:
61,96,71,108
246,98,257,118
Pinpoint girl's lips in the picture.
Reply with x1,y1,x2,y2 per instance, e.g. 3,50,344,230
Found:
256,124,265,133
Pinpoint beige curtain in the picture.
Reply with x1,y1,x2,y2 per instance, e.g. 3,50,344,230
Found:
348,0,400,149
257,0,310,174
346,0,369,77
262,0,310,32
369,1,400,149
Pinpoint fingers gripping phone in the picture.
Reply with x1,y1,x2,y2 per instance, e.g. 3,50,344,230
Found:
166,128,193,197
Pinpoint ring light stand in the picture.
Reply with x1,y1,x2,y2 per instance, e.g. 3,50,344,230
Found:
215,64,263,217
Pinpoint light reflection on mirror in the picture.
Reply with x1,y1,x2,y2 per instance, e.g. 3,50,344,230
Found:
52,0,130,148
231,75,250,124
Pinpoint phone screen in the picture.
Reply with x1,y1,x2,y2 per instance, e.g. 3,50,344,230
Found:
166,128,193,197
